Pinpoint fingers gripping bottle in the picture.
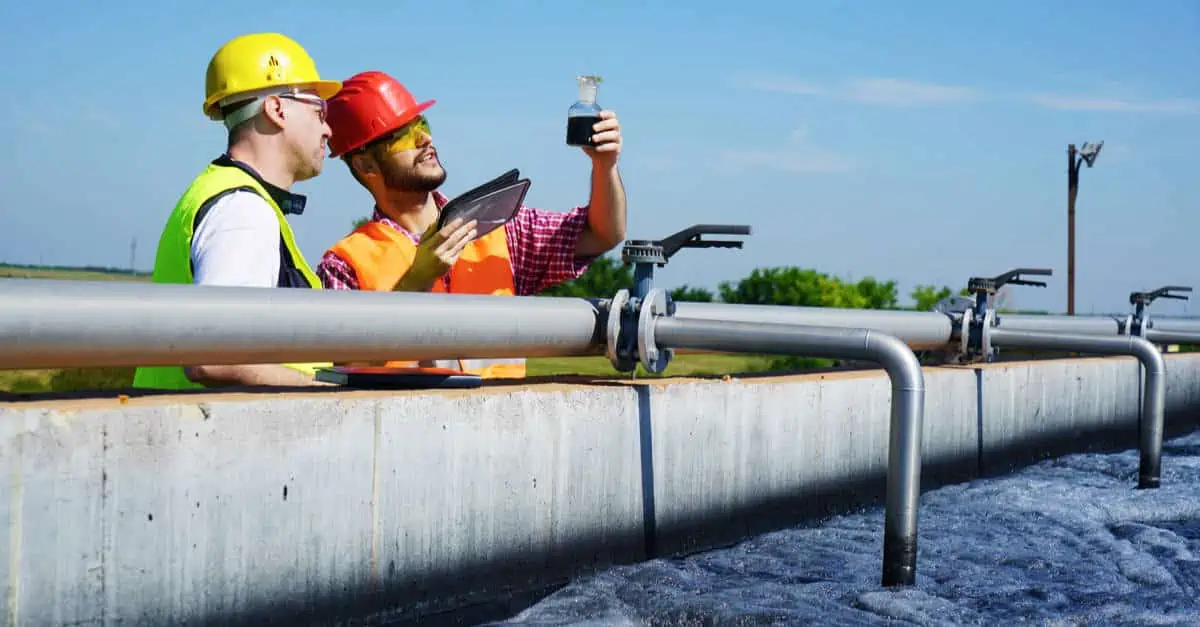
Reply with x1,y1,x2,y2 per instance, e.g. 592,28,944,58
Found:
566,75,603,147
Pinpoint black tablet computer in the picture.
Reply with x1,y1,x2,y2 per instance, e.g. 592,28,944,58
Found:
436,169,531,239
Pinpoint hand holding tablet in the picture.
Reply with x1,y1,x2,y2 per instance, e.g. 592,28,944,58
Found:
436,168,531,240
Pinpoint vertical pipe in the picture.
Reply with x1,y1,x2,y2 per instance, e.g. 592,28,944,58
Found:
1067,144,1078,316
632,264,654,301
988,328,1166,488
651,317,926,587
874,331,926,587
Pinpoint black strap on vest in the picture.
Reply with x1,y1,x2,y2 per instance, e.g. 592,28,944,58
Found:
191,187,314,289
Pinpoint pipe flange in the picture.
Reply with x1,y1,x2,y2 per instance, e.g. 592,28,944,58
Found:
958,307,972,358
606,289,637,372
959,306,996,363
981,307,995,360
637,288,674,374
1127,312,1151,337
1120,314,1134,336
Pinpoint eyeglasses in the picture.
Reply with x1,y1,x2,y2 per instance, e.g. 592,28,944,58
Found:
220,88,329,130
279,92,327,123
379,116,432,154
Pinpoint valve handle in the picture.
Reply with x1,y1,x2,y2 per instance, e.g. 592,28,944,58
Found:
621,223,752,266
1130,285,1193,306
660,224,752,259
967,267,1053,293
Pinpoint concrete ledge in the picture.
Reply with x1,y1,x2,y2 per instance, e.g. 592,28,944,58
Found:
3,354,1200,625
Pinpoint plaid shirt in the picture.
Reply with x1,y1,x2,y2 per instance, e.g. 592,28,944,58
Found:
317,191,592,295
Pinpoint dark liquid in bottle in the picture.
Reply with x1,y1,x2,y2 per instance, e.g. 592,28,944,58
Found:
566,115,600,146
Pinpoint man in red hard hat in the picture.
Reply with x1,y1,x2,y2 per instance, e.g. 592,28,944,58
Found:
316,70,627,378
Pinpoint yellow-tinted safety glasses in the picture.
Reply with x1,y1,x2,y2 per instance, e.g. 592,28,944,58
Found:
380,116,432,154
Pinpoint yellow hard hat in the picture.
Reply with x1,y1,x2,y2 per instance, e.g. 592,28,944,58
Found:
203,33,342,120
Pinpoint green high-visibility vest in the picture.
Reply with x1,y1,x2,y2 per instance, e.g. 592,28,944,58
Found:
132,162,331,390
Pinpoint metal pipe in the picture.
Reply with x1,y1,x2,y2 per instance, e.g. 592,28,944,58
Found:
1149,318,1200,336
997,314,1123,336
989,327,1166,489
1067,143,1079,316
999,314,1200,342
0,279,606,369
673,302,954,351
1145,329,1200,345
652,317,926,588
632,264,654,301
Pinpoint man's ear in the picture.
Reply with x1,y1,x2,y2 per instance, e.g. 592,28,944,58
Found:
261,95,287,129
347,151,383,191
351,152,379,178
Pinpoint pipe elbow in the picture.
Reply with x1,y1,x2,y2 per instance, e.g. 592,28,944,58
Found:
865,330,925,393
1128,336,1166,376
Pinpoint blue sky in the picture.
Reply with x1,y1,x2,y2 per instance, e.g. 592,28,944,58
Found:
1,0,1196,314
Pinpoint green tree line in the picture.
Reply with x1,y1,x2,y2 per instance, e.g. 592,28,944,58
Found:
535,255,987,371
537,254,972,312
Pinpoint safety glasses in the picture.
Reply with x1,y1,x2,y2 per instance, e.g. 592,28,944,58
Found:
279,92,328,123
378,116,432,154
220,88,329,130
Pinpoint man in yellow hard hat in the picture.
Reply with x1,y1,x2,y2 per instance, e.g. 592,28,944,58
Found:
132,33,341,390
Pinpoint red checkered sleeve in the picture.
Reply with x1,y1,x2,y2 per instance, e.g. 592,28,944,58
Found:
317,250,360,291
504,204,593,296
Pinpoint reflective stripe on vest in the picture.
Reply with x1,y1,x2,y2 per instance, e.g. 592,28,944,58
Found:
131,164,331,390
326,220,527,379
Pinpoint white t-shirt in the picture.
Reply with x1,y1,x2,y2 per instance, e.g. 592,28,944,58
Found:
190,191,282,287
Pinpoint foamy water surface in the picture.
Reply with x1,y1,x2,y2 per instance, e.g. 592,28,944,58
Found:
494,430,1200,626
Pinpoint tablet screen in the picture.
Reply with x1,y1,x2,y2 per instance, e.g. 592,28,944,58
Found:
438,179,531,239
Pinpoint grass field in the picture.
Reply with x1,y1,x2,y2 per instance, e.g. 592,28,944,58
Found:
0,265,148,282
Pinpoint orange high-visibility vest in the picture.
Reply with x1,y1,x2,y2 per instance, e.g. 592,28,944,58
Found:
326,219,526,378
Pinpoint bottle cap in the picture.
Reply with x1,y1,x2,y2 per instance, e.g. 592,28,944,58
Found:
576,75,603,103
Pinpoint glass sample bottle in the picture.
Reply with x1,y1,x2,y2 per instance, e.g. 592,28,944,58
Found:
566,75,603,147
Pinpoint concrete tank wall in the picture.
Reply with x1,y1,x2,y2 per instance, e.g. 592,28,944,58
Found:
2,354,1199,626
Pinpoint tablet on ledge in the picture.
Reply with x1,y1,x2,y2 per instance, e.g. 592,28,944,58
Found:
315,366,483,389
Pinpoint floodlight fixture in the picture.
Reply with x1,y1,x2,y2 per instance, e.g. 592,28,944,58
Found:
1078,141,1103,167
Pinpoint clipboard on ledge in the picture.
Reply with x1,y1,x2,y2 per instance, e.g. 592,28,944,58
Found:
436,168,531,240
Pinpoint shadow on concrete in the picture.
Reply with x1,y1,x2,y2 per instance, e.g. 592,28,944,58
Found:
189,411,1183,627
187,532,640,627
980,404,1200,480
191,471,985,627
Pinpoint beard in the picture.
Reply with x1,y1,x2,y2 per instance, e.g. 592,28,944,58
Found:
382,160,447,193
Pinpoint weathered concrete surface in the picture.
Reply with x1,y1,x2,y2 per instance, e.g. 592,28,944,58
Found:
647,367,981,556
979,358,1141,475
2,355,1199,626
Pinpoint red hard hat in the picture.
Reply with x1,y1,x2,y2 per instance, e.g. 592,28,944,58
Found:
326,71,435,157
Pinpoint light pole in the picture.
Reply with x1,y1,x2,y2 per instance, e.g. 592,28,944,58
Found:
1067,141,1103,316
